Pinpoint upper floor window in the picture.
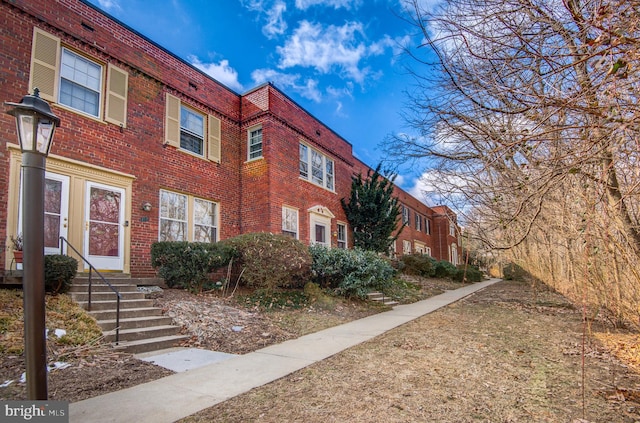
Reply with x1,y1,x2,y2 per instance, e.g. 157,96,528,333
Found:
29,28,128,127
180,106,204,156
248,127,263,160
60,48,102,117
415,214,422,231
449,223,456,236
402,206,410,224
425,219,431,235
337,222,347,249
282,206,298,239
299,143,334,190
165,93,221,162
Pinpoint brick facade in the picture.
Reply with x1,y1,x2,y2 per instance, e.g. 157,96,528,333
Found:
1,0,462,278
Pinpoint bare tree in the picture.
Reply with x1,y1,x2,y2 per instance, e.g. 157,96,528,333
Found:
390,0,640,325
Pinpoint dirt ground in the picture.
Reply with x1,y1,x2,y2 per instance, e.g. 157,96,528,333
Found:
3,277,640,423
180,280,640,423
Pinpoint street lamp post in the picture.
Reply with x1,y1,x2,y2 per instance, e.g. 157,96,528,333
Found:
5,88,60,400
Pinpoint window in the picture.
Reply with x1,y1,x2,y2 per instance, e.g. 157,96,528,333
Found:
60,48,102,117
425,219,431,235
449,223,456,237
248,127,263,160
314,223,328,247
165,93,221,162
159,190,219,242
159,191,187,241
193,198,217,242
425,247,432,257
337,222,347,249
282,206,298,239
415,214,422,231
402,206,410,225
180,106,204,155
451,243,459,265
403,240,411,254
29,28,128,126
299,143,335,190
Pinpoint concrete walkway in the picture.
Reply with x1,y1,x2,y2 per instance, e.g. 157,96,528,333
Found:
69,278,501,423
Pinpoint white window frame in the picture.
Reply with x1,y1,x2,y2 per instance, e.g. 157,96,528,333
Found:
193,198,218,243
415,214,422,231
451,243,459,265
282,206,299,239
337,222,347,249
426,246,432,257
180,105,205,156
402,206,410,224
159,190,188,242
403,240,412,254
159,190,219,242
59,47,103,118
299,142,335,191
449,223,456,237
248,126,263,160
426,219,431,235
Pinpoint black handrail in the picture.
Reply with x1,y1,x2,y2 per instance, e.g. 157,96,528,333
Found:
59,237,122,345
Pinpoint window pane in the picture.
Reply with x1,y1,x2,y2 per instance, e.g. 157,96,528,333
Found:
59,49,101,117
249,128,263,159
180,106,204,155
315,224,326,244
194,199,217,243
299,144,308,178
325,159,334,190
282,207,298,237
337,223,346,249
159,191,187,241
311,150,323,185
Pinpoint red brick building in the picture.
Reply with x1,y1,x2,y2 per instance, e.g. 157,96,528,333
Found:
1,0,461,280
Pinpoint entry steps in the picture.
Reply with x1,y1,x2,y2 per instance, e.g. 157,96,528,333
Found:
70,274,188,354
366,291,399,307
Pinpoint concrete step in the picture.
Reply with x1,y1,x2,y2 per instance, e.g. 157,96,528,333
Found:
69,283,138,293
104,325,182,342
97,316,174,331
88,307,163,321
113,334,190,354
76,298,154,311
367,292,399,307
71,291,146,302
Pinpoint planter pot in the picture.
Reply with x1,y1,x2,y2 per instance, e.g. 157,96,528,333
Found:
13,251,23,263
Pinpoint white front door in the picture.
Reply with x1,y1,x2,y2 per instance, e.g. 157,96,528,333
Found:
44,173,70,255
84,182,125,270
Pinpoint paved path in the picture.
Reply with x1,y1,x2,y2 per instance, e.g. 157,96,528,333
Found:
70,278,502,423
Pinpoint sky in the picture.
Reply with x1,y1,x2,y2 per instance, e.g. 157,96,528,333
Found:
86,0,437,201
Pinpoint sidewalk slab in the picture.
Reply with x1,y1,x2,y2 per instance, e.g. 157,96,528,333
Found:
70,278,501,423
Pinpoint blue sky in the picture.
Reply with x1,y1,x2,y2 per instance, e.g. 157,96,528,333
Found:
87,0,436,199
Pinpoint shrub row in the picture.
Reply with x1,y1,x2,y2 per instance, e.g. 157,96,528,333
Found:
398,254,483,283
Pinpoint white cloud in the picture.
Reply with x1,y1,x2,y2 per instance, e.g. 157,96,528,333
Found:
295,0,362,10
190,56,244,92
263,0,288,38
97,0,121,11
277,20,377,83
251,68,322,102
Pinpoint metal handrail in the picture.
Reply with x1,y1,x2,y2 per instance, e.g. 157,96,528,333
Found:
59,237,122,344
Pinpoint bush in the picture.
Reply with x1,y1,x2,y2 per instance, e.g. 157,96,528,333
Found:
433,259,457,279
44,254,78,294
309,245,395,298
452,265,483,283
503,262,527,280
399,254,433,277
220,233,312,290
151,241,236,293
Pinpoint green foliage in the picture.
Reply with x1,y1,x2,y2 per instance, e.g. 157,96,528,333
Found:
381,277,423,303
151,241,236,293
309,245,395,298
503,262,527,280
341,163,404,253
399,254,433,277
239,289,309,310
433,259,457,278
452,265,483,283
44,254,78,294
303,282,337,310
221,233,312,290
